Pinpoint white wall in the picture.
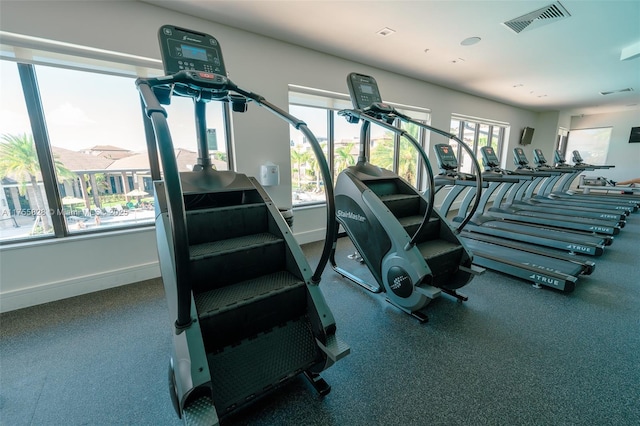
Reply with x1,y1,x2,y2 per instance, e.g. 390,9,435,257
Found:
0,0,614,311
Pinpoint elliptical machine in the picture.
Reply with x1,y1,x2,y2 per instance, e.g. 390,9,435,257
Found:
330,73,483,322
136,25,348,425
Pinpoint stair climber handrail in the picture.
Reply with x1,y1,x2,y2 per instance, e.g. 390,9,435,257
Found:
337,108,435,250
137,74,338,333
395,114,483,233
137,80,193,331
230,83,337,284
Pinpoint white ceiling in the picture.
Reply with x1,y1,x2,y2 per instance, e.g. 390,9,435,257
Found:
142,0,640,116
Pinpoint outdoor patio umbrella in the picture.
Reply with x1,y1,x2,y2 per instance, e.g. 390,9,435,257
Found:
61,196,86,205
125,189,149,197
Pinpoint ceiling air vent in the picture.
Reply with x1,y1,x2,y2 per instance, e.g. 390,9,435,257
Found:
503,2,571,34
600,88,634,96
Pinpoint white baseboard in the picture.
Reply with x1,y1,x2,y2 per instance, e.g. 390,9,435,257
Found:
293,227,327,245
0,262,160,313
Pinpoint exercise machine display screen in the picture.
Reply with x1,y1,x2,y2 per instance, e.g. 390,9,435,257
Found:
180,44,208,61
572,150,584,163
513,147,529,165
533,148,547,165
158,25,226,76
481,146,499,167
347,73,383,109
434,144,458,170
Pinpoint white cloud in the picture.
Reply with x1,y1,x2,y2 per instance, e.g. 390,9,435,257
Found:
46,102,96,126
0,110,32,135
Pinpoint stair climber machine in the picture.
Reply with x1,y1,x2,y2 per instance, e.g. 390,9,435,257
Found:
432,145,595,292
136,25,349,425
329,72,484,323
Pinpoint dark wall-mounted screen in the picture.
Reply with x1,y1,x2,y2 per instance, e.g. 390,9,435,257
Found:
629,126,640,143
520,127,535,145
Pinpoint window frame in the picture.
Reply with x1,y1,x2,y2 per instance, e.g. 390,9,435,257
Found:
289,87,430,207
0,36,233,244
450,115,509,173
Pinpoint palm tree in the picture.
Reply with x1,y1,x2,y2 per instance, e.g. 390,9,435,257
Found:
290,147,311,191
371,137,394,170
0,133,75,233
334,143,356,173
398,137,419,185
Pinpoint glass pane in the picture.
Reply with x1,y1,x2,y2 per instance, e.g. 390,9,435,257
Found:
369,122,394,171
165,97,228,171
333,110,360,183
459,122,477,174
474,124,490,172
35,64,153,233
397,120,421,187
0,61,54,242
289,104,327,205
491,126,501,154
565,127,612,165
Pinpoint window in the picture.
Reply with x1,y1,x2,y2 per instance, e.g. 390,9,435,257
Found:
0,61,50,242
289,87,429,206
564,127,612,165
449,116,508,173
555,127,569,158
0,36,230,243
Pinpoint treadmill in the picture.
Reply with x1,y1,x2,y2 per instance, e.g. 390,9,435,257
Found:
549,150,640,206
440,145,611,256
506,148,630,221
480,147,622,236
432,143,594,292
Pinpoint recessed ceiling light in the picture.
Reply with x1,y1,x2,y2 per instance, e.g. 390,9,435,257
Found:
376,27,396,37
460,36,481,46
423,48,430,53
513,83,524,88
451,58,465,64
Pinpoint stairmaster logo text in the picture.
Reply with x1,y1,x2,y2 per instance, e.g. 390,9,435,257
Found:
337,210,366,223
183,35,202,43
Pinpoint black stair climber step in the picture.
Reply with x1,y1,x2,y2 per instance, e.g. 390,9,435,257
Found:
189,233,286,290
195,270,307,351
186,202,268,245
207,316,319,416
397,214,441,241
378,193,422,218
416,239,464,285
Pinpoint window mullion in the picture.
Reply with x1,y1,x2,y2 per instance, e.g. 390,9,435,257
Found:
17,63,67,237
328,110,335,179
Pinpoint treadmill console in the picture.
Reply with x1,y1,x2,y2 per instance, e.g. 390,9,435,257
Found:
433,144,459,170
158,25,227,76
347,73,383,110
533,148,548,166
480,146,500,168
572,150,584,164
513,147,530,167
554,150,567,165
